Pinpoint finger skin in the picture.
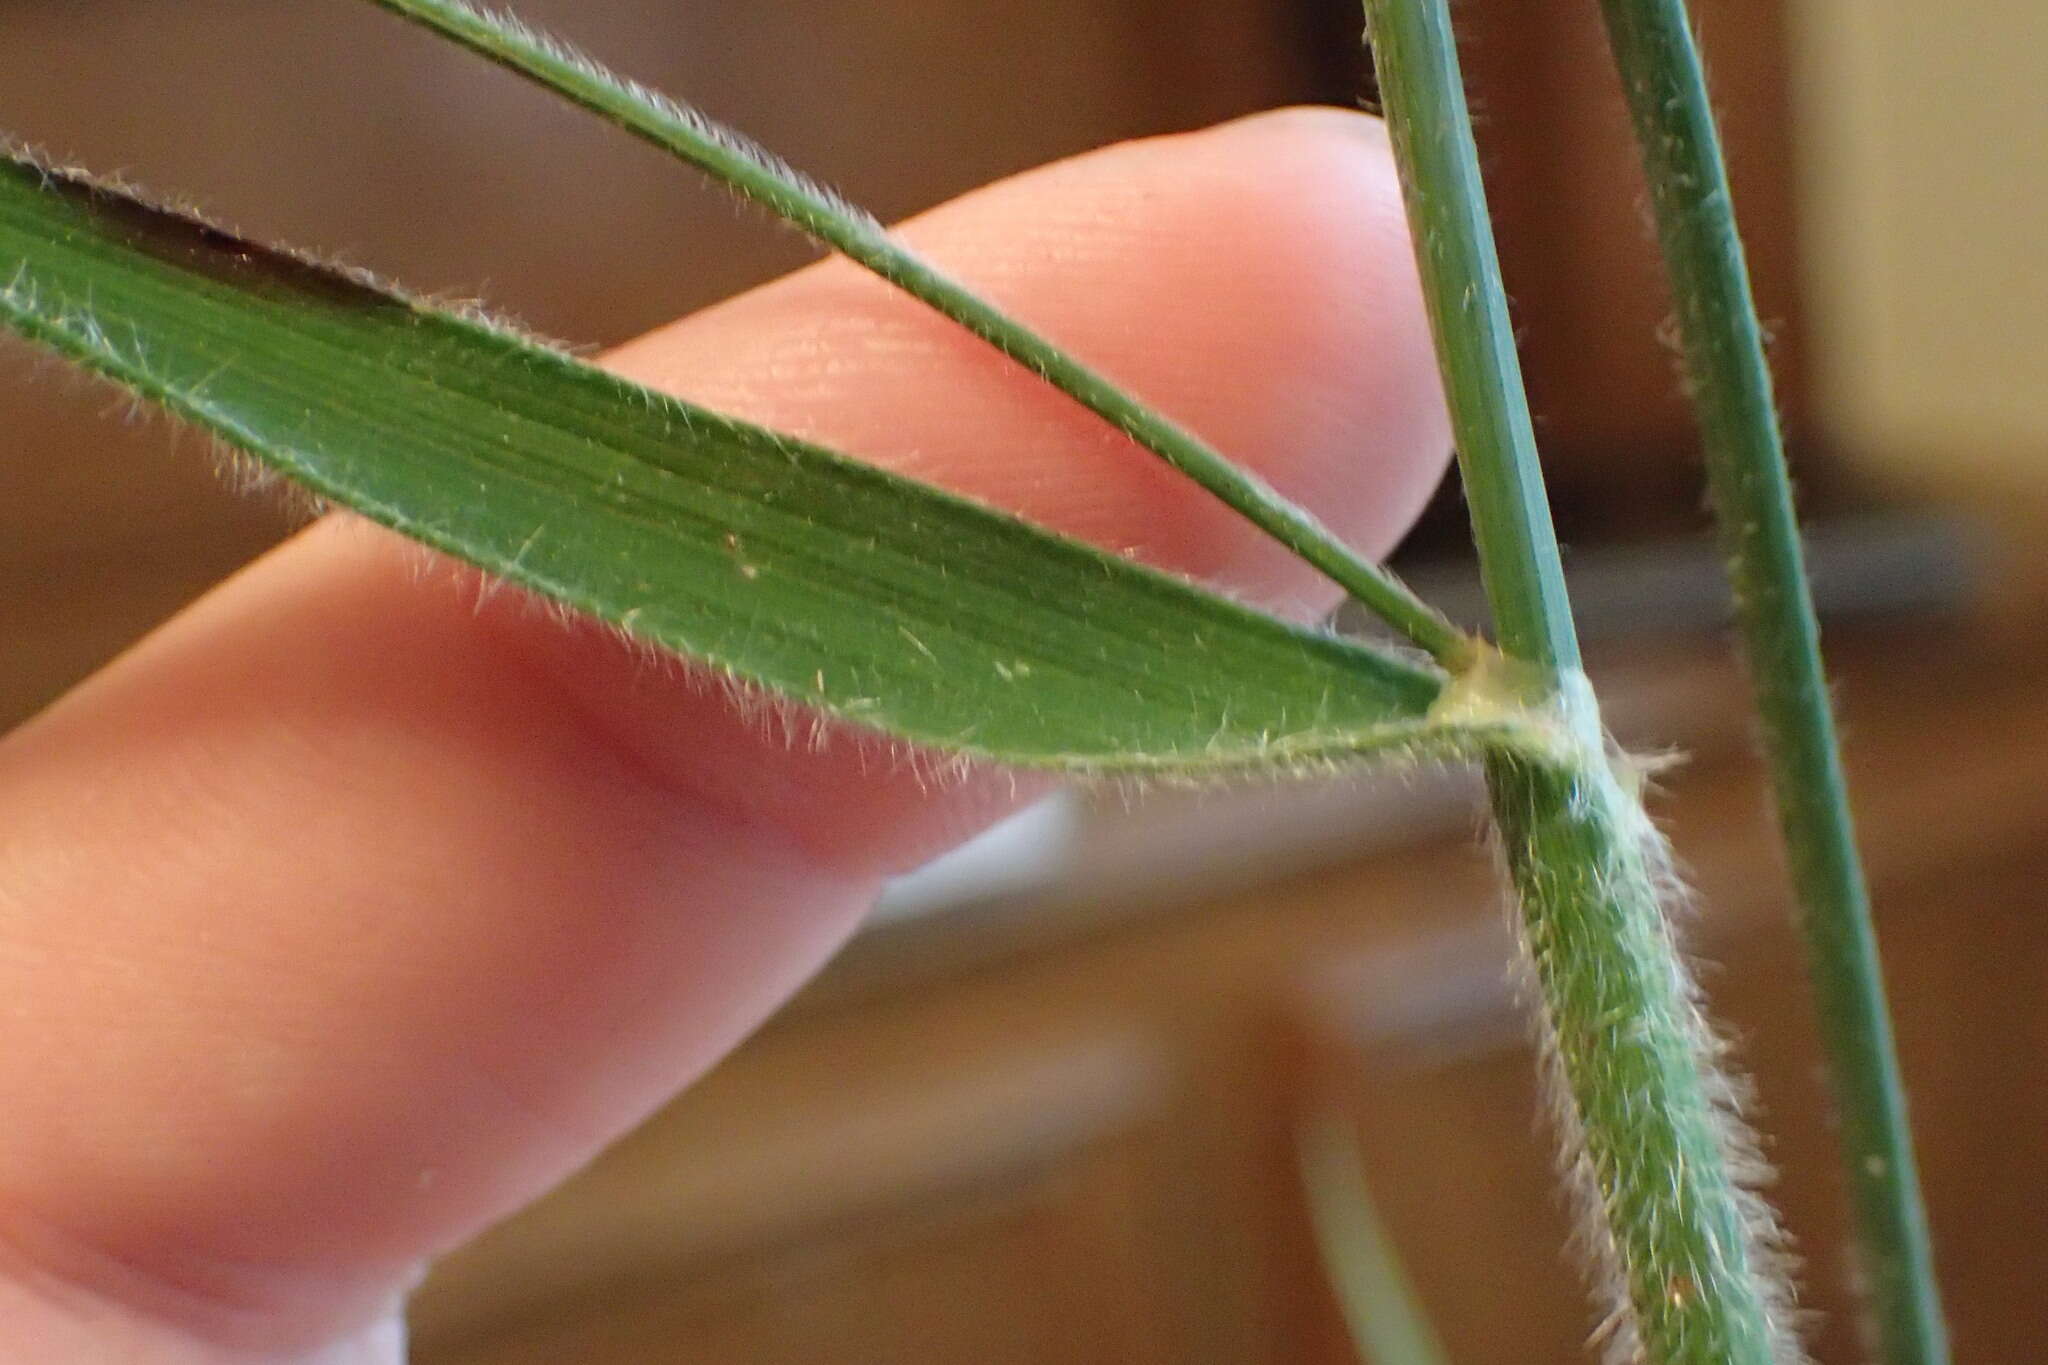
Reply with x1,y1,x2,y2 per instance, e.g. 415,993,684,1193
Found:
0,108,1447,1358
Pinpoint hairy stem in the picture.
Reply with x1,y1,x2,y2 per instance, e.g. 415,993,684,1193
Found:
1362,1,1796,1359
359,0,1472,666
1491,722,1792,1365
1589,7,1947,1362
1353,0,1576,672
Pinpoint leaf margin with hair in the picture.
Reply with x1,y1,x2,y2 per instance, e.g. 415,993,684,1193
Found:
0,149,1492,775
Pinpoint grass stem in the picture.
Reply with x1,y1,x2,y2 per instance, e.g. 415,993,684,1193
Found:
1354,0,1578,675
1362,2,1795,1359
1590,6,1948,1362
1488,739,1789,1365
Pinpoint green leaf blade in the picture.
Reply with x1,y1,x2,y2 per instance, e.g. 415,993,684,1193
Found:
360,0,1475,668
0,153,1456,773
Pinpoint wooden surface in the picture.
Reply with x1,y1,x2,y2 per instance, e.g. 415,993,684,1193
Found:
407,624,2048,1363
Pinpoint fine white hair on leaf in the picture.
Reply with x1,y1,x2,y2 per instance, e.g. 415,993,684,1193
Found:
202,439,330,524
0,309,334,526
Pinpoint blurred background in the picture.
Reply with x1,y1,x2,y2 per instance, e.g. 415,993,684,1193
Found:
3,1,2045,1361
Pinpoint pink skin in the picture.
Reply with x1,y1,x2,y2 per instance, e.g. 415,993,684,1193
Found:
0,108,1449,1362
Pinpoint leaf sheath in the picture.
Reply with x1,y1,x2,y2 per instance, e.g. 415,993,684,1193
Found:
1491,734,1793,1365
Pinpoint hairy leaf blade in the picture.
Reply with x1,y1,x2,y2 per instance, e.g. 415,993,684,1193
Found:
0,153,1455,772
360,0,1471,666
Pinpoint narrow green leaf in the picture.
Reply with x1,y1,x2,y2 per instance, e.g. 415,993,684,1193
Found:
358,0,1476,668
0,151,1467,774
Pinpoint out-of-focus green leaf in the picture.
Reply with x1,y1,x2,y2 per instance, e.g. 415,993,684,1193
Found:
0,152,1465,773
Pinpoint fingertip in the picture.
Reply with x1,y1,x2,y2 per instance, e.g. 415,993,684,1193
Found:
1208,102,1394,150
